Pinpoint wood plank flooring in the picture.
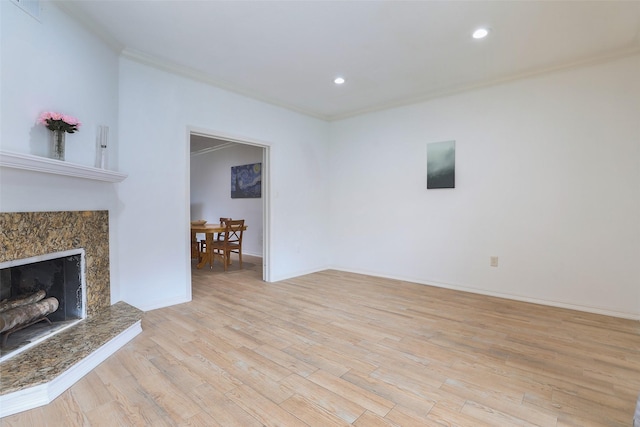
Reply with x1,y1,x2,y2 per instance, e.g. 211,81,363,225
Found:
3,255,639,426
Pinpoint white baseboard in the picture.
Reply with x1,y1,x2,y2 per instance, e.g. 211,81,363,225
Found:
134,295,191,312
269,265,329,283
242,250,262,257
331,267,640,321
0,320,142,418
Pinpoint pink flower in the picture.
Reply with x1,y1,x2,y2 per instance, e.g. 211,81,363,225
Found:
37,111,52,125
62,115,80,126
37,111,81,133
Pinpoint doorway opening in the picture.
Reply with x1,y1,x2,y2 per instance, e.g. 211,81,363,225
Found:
188,130,270,283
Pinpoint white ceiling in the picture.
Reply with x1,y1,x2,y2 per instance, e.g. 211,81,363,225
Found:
60,0,640,121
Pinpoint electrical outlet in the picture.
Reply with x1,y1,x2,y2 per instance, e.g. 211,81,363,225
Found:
490,256,499,267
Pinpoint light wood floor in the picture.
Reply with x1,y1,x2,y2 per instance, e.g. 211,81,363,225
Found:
3,255,640,426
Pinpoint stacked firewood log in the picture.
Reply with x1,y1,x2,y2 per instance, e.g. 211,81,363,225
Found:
0,290,59,339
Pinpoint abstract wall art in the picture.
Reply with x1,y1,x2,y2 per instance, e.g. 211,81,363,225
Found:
427,140,455,189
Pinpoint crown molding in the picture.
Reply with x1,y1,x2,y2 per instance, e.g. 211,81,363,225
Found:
120,48,329,121
50,2,640,123
123,45,640,123
328,46,640,121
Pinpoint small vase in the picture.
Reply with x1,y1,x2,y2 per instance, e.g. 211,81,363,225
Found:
98,145,108,169
51,130,65,161
96,125,109,169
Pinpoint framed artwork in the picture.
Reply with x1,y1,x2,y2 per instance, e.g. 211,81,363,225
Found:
427,140,455,189
231,163,262,198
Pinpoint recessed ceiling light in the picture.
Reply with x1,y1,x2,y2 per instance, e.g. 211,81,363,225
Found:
472,28,489,39
334,77,346,85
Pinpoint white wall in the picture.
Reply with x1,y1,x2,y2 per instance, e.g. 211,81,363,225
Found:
117,59,330,310
191,143,264,256
0,1,119,167
0,1,123,303
4,1,637,318
329,55,640,318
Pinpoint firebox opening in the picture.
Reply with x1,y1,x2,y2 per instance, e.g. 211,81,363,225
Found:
0,249,86,362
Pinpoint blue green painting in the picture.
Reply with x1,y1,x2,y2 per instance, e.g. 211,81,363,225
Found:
231,163,262,198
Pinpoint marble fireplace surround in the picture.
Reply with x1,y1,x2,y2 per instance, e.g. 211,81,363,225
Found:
1,211,111,317
0,211,143,418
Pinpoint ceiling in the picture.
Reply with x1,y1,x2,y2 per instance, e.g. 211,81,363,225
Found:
60,1,640,121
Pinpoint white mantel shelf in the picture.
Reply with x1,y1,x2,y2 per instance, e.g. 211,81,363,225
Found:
0,150,127,183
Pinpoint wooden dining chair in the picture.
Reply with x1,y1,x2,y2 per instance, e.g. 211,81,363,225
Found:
191,231,201,260
216,217,231,242
211,219,245,271
199,217,231,256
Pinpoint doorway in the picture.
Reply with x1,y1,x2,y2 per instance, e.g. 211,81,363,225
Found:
188,130,270,282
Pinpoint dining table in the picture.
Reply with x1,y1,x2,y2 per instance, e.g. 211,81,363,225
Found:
191,223,247,269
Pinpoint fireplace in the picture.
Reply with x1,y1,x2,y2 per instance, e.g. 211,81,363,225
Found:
0,211,110,358
0,249,87,361
0,210,143,417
